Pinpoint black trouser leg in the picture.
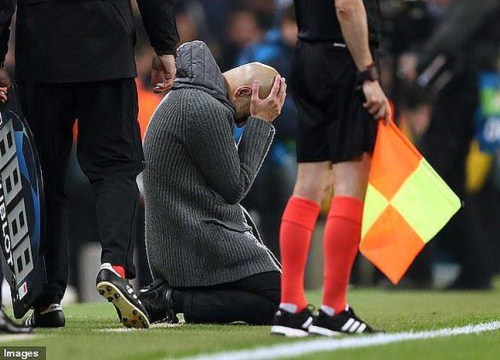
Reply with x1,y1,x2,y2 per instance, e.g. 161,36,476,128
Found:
20,83,76,306
419,85,492,286
175,271,280,325
75,79,144,279
135,203,153,288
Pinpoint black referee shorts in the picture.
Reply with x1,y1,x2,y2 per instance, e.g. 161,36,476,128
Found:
292,41,377,163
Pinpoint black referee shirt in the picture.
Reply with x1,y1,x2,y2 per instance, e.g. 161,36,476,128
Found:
293,0,381,45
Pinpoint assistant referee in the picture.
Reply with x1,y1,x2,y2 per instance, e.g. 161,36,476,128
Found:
271,0,390,337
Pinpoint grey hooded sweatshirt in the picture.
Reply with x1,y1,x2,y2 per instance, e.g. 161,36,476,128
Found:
144,41,280,287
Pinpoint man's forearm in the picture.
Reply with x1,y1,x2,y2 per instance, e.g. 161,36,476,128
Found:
136,0,179,55
335,0,373,70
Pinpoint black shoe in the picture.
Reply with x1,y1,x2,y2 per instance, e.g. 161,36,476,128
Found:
309,307,381,336
270,307,314,337
96,266,150,329
1,307,32,334
138,279,178,324
23,304,65,328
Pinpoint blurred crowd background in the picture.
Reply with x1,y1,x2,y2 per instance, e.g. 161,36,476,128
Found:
2,0,500,304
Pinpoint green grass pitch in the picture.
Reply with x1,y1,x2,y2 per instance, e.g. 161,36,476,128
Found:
3,281,500,360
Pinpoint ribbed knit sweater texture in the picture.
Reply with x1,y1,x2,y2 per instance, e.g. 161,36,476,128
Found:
143,41,280,287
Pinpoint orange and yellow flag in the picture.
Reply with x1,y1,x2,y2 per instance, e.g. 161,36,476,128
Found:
360,120,461,284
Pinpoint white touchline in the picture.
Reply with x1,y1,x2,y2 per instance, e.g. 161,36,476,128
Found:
0,335,40,344
94,323,183,333
181,321,500,360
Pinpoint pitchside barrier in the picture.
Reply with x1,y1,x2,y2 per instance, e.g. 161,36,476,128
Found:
0,85,46,318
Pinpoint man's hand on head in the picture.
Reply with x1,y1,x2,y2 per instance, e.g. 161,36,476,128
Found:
362,80,390,123
151,54,176,93
250,75,287,123
0,67,11,104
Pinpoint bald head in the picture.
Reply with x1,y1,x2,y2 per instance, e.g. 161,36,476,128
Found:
222,62,280,124
223,62,280,99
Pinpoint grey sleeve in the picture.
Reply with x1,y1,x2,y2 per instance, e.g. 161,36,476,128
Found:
418,0,499,71
185,103,275,205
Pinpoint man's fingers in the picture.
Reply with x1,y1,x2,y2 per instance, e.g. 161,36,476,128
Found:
278,77,286,98
268,75,281,99
364,98,387,115
374,107,386,120
363,98,374,108
164,76,174,87
151,70,160,87
163,65,176,81
150,54,176,93
367,102,382,116
153,83,167,92
251,80,261,102
153,69,166,85
361,81,390,121
278,78,287,107
155,78,174,93
153,81,173,93
0,88,7,103
159,54,176,78
372,99,388,120
384,101,392,124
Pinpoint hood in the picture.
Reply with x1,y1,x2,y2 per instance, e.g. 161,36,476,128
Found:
173,41,234,113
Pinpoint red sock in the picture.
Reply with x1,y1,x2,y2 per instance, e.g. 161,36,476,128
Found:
322,196,363,315
280,196,320,312
112,265,126,279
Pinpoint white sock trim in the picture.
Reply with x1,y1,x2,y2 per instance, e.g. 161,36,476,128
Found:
100,262,121,277
279,303,298,313
320,305,335,317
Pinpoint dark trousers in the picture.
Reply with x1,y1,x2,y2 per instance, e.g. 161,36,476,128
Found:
418,83,493,287
20,79,144,306
173,271,280,325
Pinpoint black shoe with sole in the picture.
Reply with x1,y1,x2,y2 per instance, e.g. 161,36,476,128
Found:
309,307,381,336
1,307,33,333
96,268,150,329
138,279,178,324
270,307,314,337
23,304,65,328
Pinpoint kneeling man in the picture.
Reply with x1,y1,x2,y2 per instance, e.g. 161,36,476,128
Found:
140,41,286,325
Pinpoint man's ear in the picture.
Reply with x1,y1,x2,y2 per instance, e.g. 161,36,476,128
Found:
233,86,253,98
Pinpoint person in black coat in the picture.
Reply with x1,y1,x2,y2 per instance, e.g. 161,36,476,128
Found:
0,0,179,328
403,0,499,290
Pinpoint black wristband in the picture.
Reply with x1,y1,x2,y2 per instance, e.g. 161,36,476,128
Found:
356,63,379,84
